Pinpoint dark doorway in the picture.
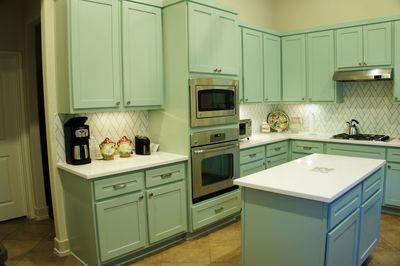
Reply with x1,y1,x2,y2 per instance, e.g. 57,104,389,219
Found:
34,23,53,218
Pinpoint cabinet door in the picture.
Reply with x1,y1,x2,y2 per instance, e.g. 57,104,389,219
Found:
282,34,306,102
263,33,281,102
394,21,400,101
307,31,335,102
70,0,121,109
363,23,392,67
325,209,360,266
147,181,187,243
242,28,263,103
359,190,383,265
385,163,400,206
214,9,239,75
96,192,147,262
336,26,363,68
240,159,265,177
122,2,163,107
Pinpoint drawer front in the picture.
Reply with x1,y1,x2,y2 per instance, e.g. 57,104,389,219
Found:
240,146,265,165
145,163,186,188
94,172,144,200
326,143,385,160
240,159,265,177
266,153,288,168
387,148,400,162
192,189,241,230
291,140,324,154
291,152,307,160
328,184,362,230
362,168,383,203
266,141,288,157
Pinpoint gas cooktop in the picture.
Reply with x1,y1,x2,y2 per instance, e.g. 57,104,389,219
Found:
332,133,390,142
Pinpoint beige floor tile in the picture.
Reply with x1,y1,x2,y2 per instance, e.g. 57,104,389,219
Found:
363,240,400,266
159,240,210,263
209,241,240,263
2,240,41,262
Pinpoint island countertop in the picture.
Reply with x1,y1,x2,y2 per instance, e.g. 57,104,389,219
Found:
234,153,385,203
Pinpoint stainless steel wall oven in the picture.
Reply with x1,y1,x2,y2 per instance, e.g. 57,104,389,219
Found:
191,128,239,203
190,78,239,127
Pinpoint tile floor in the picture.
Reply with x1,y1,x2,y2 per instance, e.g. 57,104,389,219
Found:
0,214,399,266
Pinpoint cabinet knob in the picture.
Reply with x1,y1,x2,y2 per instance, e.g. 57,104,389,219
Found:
265,98,268,101
214,68,218,72
388,165,392,169
359,62,362,66
245,99,248,102
395,97,398,101
301,97,305,101
363,62,367,66
116,101,121,106
149,193,154,198
139,195,144,200
126,101,131,105
218,68,222,73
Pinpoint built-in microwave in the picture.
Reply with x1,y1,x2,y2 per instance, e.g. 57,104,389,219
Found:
190,78,239,127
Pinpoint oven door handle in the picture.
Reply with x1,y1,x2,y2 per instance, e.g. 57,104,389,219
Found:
193,143,239,154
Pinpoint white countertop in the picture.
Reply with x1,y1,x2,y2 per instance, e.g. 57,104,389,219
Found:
57,152,188,179
239,132,400,149
234,153,385,203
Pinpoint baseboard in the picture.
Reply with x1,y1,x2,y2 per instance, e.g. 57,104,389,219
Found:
34,206,49,221
53,237,70,256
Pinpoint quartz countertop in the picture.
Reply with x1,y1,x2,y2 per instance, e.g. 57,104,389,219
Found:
57,152,188,179
234,153,385,203
239,132,400,149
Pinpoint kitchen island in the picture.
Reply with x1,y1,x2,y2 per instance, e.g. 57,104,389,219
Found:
234,154,386,266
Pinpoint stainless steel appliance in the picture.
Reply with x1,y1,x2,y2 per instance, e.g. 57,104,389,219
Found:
135,135,151,155
191,128,239,203
333,68,392,81
64,117,91,165
190,78,239,127
332,133,390,142
239,119,252,140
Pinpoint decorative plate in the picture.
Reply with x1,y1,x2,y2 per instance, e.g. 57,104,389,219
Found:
267,111,289,132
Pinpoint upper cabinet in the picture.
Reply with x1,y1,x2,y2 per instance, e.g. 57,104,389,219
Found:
282,34,306,102
394,21,400,102
263,33,282,102
188,2,239,75
55,0,163,113
336,22,392,69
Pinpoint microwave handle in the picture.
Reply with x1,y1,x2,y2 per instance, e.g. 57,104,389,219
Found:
193,143,238,154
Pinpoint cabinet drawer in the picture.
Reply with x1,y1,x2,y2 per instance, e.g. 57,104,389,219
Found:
326,143,385,160
240,146,265,165
94,172,144,200
387,148,400,162
145,163,185,188
240,159,265,177
266,153,288,168
192,189,241,230
266,141,288,157
291,140,324,154
362,168,383,203
328,184,362,230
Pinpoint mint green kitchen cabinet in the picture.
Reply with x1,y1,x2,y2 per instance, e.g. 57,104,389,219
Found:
307,31,335,102
336,22,392,68
291,140,325,160
69,0,122,110
265,141,289,168
394,21,400,102
122,1,163,107
240,146,266,176
385,148,400,207
242,28,263,103
96,192,147,262
282,34,306,102
263,33,282,102
188,2,238,75
326,143,385,160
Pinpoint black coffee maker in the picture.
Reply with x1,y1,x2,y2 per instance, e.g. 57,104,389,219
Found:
64,117,91,165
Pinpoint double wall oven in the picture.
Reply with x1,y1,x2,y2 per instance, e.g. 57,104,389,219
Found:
189,78,240,203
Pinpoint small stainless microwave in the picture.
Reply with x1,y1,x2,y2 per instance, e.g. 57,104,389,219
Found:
189,78,239,127
239,119,252,140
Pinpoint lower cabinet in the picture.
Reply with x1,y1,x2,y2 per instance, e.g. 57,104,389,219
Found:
385,163,400,206
291,140,325,160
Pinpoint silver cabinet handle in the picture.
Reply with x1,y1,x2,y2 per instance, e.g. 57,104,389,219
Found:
149,193,154,198
274,147,281,151
303,146,312,150
214,68,218,72
245,99,249,102
116,101,121,106
139,195,144,200
388,165,392,169
249,153,257,158
214,207,224,214
113,183,127,190
363,62,367,66
217,68,222,73
359,62,362,66
161,173,173,179
301,97,305,101
126,100,131,105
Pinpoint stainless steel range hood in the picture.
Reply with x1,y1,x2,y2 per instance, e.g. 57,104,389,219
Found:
332,68,392,81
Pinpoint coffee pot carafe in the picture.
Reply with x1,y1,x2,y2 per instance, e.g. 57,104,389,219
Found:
64,117,91,165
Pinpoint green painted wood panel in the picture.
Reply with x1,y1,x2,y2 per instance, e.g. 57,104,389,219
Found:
307,30,335,102
362,168,383,202
266,141,288,157
291,140,325,154
358,189,383,265
240,145,265,165
385,163,400,206
326,143,385,159
147,181,187,243
145,163,185,188
393,21,400,101
94,171,144,200
96,192,147,262
122,2,163,107
263,33,281,102
242,28,263,103
240,159,265,177
266,153,288,168
336,26,363,68
70,0,121,109
387,147,400,162
363,22,392,67
282,34,306,102
325,209,360,266
214,9,239,75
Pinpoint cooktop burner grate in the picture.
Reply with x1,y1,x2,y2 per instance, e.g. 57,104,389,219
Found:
332,133,390,142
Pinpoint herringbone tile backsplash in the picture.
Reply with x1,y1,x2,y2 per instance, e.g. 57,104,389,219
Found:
240,81,400,136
